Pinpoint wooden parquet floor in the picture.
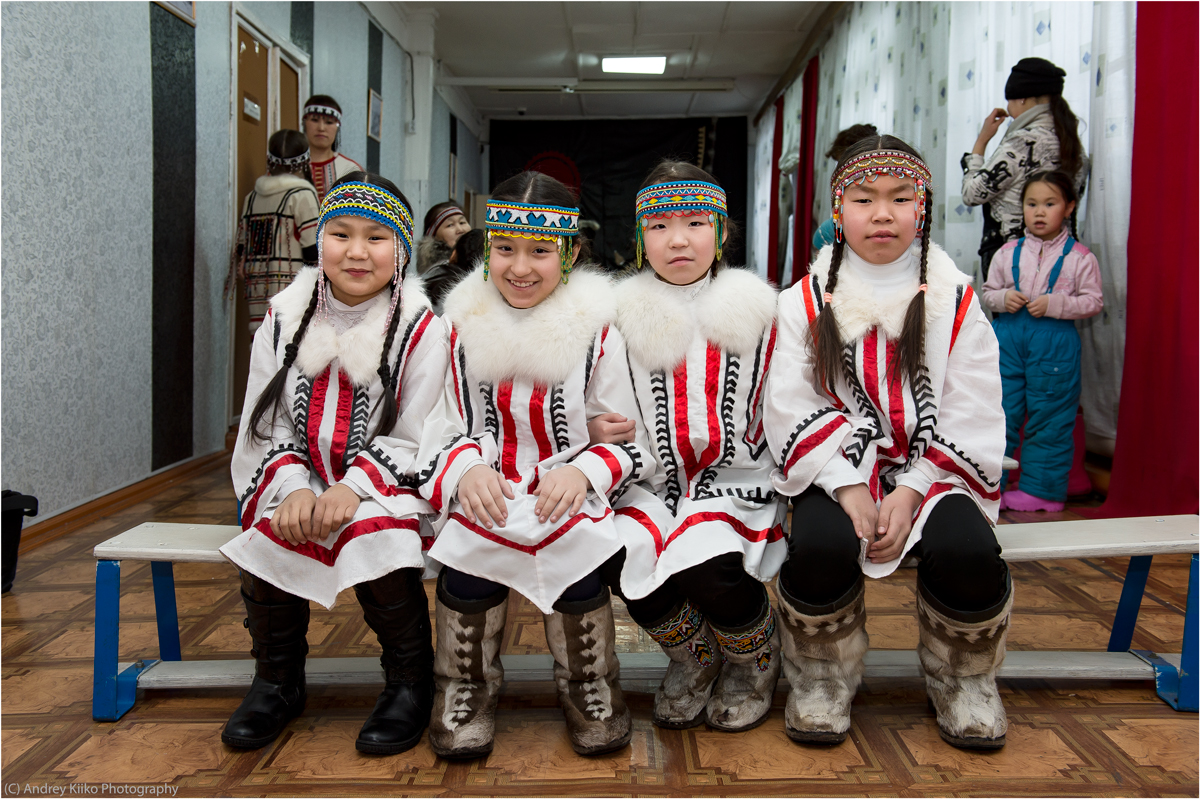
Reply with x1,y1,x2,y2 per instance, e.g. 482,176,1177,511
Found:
2,454,1196,797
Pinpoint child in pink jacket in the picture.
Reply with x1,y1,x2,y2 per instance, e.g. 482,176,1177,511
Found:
981,170,1103,511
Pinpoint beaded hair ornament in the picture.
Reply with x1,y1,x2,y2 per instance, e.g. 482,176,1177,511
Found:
830,150,932,243
315,182,415,332
634,180,728,269
303,103,342,123
483,199,580,283
425,205,465,239
266,149,310,169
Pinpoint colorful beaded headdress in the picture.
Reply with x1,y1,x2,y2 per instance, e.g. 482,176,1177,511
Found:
267,149,310,169
483,199,580,283
830,150,932,242
304,103,342,123
634,180,728,269
425,205,465,238
315,181,415,331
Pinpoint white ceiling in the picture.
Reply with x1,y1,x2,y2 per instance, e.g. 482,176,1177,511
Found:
395,1,831,119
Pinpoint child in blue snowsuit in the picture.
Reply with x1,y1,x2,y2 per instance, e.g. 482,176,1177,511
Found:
981,171,1103,511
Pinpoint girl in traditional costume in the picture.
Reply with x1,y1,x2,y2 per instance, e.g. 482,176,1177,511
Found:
982,171,1102,511
766,136,1011,750
417,200,473,275
303,95,362,203
222,173,476,756
427,171,654,759
592,161,786,733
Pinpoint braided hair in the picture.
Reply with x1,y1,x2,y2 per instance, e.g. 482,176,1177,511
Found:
245,171,414,444
809,135,933,389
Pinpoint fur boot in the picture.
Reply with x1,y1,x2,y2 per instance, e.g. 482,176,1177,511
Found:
642,599,722,729
775,576,868,744
705,595,781,732
917,578,1013,750
428,573,507,759
543,587,632,755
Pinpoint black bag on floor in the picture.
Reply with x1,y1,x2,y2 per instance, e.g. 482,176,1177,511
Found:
2,491,39,593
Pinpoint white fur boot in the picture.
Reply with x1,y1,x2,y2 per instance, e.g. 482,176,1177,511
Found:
705,596,781,731
917,580,1013,750
642,599,722,729
775,577,868,744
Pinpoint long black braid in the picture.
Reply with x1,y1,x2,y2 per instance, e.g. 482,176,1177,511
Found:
373,291,405,439
809,237,847,391
892,184,932,385
246,277,321,444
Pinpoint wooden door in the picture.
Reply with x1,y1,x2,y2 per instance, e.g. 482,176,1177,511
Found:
280,59,299,131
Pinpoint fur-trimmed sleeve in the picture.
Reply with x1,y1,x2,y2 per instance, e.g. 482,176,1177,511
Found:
571,326,656,501
232,309,313,531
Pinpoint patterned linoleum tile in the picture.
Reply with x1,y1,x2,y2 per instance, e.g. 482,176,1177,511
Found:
1095,717,1199,783
1,590,92,621
51,721,231,783
2,667,94,714
250,719,445,784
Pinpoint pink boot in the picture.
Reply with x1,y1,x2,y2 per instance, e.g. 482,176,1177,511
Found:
1000,490,1064,512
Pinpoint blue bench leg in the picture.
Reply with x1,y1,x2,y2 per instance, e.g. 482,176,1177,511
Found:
1108,555,1152,652
1131,553,1198,712
93,560,153,721
151,562,182,661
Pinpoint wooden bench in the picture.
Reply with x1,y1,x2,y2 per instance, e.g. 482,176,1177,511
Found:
91,515,1198,721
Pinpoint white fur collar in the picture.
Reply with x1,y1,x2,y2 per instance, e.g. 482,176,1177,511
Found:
807,241,970,342
615,267,777,372
270,267,430,386
442,263,616,386
254,173,314,196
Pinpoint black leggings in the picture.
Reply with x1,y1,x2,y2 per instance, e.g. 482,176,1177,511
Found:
608,550,767,629
442,566,602,605
780,487,1008,613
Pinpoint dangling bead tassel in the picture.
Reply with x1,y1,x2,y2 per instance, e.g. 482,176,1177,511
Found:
483,231,491,281
383,235,403,334
314,228,329,321
714,215,724,263
635,219,646,269
559,236,572,284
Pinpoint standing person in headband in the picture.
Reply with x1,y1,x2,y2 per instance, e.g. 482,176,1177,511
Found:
417,200,473,275
303,95,362,203
767,137,1011,750
228,129,319,335
221,172,479,756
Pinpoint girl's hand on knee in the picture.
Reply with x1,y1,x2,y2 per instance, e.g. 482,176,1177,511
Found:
312,483,360,541
1004,290,1028,313
835,484,878,540
270,489,317,546
533,465,590,524
1026,295,1050,318
458,465,513,529
869,486,923,563
587,413,635,445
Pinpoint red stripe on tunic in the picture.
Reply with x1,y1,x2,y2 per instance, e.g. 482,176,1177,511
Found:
924,447,1001,501
349,456,421,498
449,327,465,417
783,416,849,477
862,327,883,411
879,338,908,461
328,370,354,483
430,442,482,512
449,508,612,555
590,446,623,493
662,511,785,550
307,367,332,485
496,381,521,482
915,481,956,518
672,358,694,477
800,276,818,324
694,344,724,476
528,384,552,462
397,310,435,406
949,286,974,354
616,506,665,556
242,453,309,530
254,515,420,566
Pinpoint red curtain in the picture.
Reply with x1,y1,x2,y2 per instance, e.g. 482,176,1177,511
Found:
791,56,821,285
767,96,785,285
1088,1,1198,518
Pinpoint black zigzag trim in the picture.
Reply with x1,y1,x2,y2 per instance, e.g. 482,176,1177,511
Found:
457,345,473,432
931,433,1001,490
583,337,597,392
480,382,499,441
693,485,778,504
363,442,420,487
741,337,768,458
291,375,314,442
411,436,474,489
779,407,842,470
391,312,425,388
650,369,684,514
550,385,570,452
273,315,282,351
905,365,938,467
238,444,308,506
609,442,645,504
840,342,883,467
695,353,739,497
344,386,372,470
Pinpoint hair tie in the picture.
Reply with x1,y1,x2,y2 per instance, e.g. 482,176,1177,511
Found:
918,284,928,293
823,292,833,304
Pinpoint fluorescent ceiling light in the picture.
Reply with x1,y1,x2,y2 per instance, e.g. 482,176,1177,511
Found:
602,56,666,74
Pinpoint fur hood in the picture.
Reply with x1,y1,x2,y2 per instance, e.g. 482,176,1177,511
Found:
253,172,315,197
807,241,970,342
615,267,777,372
442,262,616,386
270,267,430,387
417,236,452,273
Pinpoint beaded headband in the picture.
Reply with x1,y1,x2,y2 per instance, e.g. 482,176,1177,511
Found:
315,182,415,332
267,149,310,169
425,205,465,238
484,199,580,284
634,180,728,269
304,103,342,123
831,150,932,242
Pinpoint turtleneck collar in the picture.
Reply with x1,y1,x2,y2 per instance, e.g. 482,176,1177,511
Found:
842,240,920,299
326,290,385,335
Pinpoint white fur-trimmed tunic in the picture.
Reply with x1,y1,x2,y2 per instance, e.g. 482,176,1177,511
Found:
611,267,788,600
765,242,1006,579
223,267,478,608
428,266,656,614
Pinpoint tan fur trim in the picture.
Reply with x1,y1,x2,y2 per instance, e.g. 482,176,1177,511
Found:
807,241,970,342
442,263,616,386
417,236,453,272
253,173,315,196
616,267,777,372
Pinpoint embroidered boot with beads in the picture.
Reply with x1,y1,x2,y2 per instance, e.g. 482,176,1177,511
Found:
704,594,781,732
642,599,722,729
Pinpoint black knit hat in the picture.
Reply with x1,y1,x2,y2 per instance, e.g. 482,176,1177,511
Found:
1005,57,1066,100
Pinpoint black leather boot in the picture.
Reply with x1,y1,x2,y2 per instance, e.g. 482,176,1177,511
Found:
354,568,435,755
221,574,309,749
